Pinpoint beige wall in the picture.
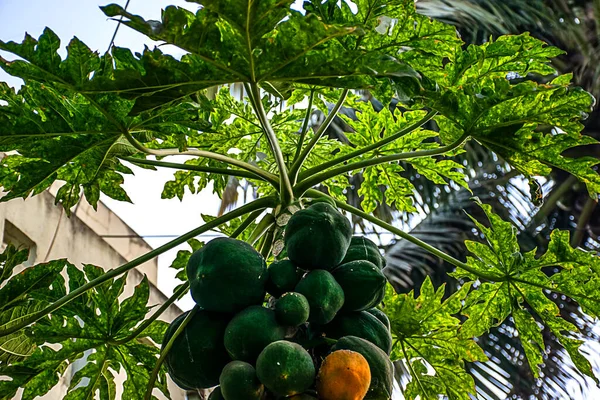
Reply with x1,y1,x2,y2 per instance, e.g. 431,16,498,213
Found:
0,188,189,400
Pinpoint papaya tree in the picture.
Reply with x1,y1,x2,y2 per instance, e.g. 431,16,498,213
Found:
0,0,599,399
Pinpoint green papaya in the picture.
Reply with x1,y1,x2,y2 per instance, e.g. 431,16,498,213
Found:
323,311,392,355
220,361,264,400
224,306,286,362
256,341,316,396
187,237,267,313
332,336,394,399
163,310,231,389
275,292,310,327
332,260,386,311
366,308,391,331
295,270,344,324
284,203,352,270
341,236,386,269
266,260,304,297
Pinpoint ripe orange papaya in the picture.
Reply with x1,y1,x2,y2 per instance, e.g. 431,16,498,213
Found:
316,350,371,400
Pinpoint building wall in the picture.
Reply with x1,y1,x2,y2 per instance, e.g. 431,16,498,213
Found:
0,188,190,400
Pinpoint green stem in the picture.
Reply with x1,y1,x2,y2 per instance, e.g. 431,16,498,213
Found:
400,339,428,397
230,209,264,239
0,197,275,338
296,133,469,195
571,196,597,248
246,83,295,205
120,156,270,183
122,131,278,187
303,189,502,281
289,89,349,183
260,225,276,259
112,282,190,346
144,306,199,400
247,214,276,246
292,89,316,166
298,110,437,181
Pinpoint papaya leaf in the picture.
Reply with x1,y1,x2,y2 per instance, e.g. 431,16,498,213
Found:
0,264,169,400
169,239,204,283
455,201,600,383
383,279,486,400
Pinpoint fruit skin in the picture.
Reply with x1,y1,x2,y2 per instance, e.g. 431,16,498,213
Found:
208,387,225,400
284,202,352,270
295,270,345,324
341,236,386,269
275,292,310,327
332,260,386,311
316,349,371,400
187,237,268,313
366,308,391,331
220,361,264,400
332,336,394,400
323,311,392,355
266,260,304,297
256,340,316,396
163,310,231,389
224,306,286,362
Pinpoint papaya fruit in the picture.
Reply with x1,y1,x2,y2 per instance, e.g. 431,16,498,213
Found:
224,306,286,362
266,260,304,297
275,292,310,327
366,308,391,331
341,236,386,269
332,260,386,311
256,340,316,396
163,310,231,389
316,350,371,400
323,311,392,355
187,237,267,313
208,387,225,400
332,336,393,399
295,270,344,324
284,202,352,270
220,361,264,400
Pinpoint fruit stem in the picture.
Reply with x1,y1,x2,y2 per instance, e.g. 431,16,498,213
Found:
144,306,199,400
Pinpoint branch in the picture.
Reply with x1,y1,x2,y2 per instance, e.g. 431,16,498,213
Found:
289,89,349,183
120,156,268,182
112,282,189,346
230,208,264,239
303,189,501,281
296,134,470,195
292,89,316,166
0,196,276,338
571,196,597,248
246,83,295,204
144,305,199,400
122,131,279,187
298,110,437,181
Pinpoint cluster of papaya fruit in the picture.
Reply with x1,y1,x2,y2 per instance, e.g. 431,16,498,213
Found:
164,201,394,400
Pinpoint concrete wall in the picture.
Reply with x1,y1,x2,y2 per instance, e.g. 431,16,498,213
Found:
0,188,190,400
